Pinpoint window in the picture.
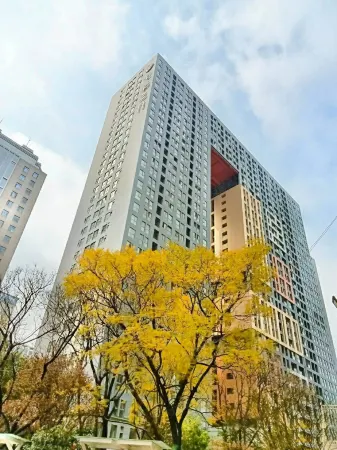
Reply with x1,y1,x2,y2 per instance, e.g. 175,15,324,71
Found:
131,214,137,226
119,400,127,418
10,191,18,198
0,246,6,254
3,235,11,243
22,197,28,204
81,226,88,235
128,228,136,239
101,223,109,233
133,203,140,213
145,198,153,210
12,215,20,223
8,225,15,233
226,373,234,380
227,388,234,395
19,174,26,181
32,172,39,179
17,206,24,214
1,210,9,218
109,425,117,439
29,180,35,188
25,188,31,195
6,200,13,207
23,166,29,173
15,183,22,189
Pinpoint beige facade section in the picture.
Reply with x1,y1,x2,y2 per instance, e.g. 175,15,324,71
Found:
225,291,303,355
211,184,263,254
254,301,303,355
211,184,303,356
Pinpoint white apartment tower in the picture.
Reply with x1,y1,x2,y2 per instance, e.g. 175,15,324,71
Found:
0,130,46,278
54,54,337,411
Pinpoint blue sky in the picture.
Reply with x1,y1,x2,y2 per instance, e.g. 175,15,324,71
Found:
1,0,337,344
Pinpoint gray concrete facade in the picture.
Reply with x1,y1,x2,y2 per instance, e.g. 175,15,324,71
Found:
0,131,46,279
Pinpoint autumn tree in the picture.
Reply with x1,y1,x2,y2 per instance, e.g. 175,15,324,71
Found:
256,368,325,450
2,355,92,435
215,354,328,450
64,242,271,449
214,354,270,450
0,267,88,434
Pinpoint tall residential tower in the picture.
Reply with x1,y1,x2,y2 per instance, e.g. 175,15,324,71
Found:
55,54,337,404
0,131,46,278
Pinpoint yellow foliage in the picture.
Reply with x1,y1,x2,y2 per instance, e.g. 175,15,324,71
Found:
1,355,95,433
64,242,272,441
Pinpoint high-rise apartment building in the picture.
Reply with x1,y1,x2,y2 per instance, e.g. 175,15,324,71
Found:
0,131,46,278
55,54,337,404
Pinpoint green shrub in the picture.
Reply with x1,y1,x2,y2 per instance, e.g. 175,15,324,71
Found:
23,426,79,450
182,417,210,450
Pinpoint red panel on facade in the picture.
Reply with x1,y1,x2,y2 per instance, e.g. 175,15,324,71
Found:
211,147,238,188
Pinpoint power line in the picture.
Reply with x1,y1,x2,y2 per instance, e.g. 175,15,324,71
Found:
310,215,337,252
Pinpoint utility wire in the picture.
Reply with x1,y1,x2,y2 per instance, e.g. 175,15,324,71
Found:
310,215,337,252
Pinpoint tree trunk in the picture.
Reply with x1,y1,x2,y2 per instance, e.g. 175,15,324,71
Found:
77,387,82,434
172,425,182,450
172,436,182,450
101,414,109,438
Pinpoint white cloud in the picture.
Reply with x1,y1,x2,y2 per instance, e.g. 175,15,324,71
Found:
213,0,337,137
163,15,199,39
162,0,337,139
6,131,86,273
48,0,130,70
0,0,130,115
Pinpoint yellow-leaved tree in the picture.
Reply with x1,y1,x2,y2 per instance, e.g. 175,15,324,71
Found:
64,242,271,449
